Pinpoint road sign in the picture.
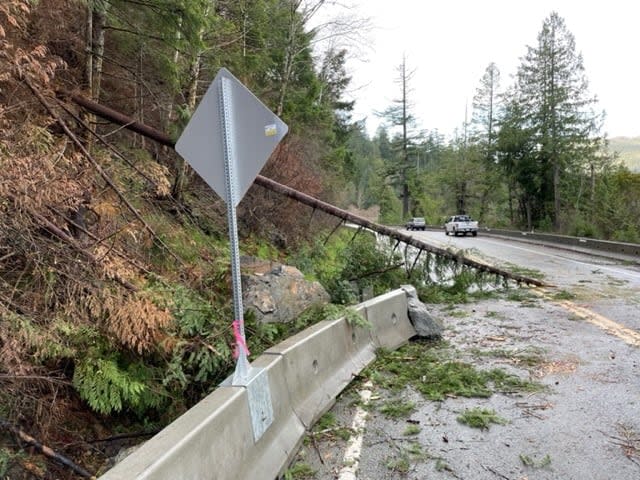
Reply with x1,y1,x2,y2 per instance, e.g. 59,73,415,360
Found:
175,68,288,206
175,68,288,442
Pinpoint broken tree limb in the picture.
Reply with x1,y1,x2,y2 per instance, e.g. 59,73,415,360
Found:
58,90,547,287
0,418,96,479
26,205,138,292
0,374,72,387
47,205,152,277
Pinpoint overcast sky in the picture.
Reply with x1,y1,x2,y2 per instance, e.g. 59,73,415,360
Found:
325,0,640,139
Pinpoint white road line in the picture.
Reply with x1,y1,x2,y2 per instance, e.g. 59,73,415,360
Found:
337,381,373,480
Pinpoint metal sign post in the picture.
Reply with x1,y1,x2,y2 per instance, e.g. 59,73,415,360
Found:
175,68,288,441
218,75,250,382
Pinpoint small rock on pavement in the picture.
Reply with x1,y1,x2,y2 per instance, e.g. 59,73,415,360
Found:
402,285,444,338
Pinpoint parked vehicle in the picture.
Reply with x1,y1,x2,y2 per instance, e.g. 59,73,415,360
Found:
445,215,478,236
405,217,426,231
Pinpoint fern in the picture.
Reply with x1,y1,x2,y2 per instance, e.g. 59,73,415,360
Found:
73,354,164,415
147,282,235,388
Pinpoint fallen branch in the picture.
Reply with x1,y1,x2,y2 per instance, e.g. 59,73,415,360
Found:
47,205,151,276
310,434,326,466
86,430,159,444
56,100,161,193
482,464,511,480
26,205,137,292
347,262,405,282
0,417,96,479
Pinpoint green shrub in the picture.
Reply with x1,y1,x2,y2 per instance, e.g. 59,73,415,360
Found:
289,229,405,305
612,226,640,243
145,281,234,391
0,448,11,478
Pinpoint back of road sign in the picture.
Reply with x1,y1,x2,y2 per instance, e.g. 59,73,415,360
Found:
175,68,288,206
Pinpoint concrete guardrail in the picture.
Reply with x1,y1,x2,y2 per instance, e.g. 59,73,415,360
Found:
400,224,639,260
480,228,640,259
99,287,418,480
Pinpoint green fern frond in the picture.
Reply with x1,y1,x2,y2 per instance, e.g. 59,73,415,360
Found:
73,355,164,415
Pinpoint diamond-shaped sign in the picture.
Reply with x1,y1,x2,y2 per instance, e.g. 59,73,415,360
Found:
175,68,288,206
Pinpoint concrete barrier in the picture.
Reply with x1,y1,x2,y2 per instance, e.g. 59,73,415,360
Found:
99,287,417,480
264,317,376,428
358,286,418,350
99,355,305,480
482,228,640,259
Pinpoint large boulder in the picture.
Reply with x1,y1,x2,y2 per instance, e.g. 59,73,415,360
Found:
402,285,444,338
242,258,330,324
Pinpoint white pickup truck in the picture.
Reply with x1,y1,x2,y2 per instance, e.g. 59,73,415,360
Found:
445,215,478,237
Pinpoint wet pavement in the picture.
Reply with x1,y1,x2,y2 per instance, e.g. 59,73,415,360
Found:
290,236,640,480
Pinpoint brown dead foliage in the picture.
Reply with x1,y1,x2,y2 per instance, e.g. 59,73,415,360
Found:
107,294,172,354
0,0,66,87
533,357,579,377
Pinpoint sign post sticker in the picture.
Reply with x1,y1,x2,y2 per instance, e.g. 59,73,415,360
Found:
264,124,277,137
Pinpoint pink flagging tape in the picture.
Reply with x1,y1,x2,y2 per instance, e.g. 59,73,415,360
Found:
232,320,250,359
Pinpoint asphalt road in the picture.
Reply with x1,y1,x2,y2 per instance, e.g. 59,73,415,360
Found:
414,230,640,334
292,231,640,480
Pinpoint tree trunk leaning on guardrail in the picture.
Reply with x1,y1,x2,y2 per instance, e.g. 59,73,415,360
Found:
57,90,546,287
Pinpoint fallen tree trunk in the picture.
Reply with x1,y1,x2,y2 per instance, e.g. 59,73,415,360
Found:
57,90,546,287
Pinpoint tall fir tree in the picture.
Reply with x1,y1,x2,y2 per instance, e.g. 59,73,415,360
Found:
376,55,419,219
512,11,603,230
471,62,504,222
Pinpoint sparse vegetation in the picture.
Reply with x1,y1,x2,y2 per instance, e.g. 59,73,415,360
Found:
457,407,508,430
283,462,316,480
378,399,416,419
614,423,640,462
384,441,429,474
503,264,546,280
470,346,547,368
505,289,540,306
552,290,577,300
520,453,552,468
385,455,411,473
403,424,421,436
366,341,544,401
435,458,454,473
311,412,351,441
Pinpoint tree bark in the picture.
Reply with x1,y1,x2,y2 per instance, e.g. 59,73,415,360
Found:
92,0,109,103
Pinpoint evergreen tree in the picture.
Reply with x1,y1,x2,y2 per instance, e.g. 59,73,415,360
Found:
472,62,502,163
511,11,604,230
376,56,419,219
471,62,504,222
496,94,539,228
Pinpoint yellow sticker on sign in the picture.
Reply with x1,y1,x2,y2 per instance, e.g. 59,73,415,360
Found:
264,124,277,137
